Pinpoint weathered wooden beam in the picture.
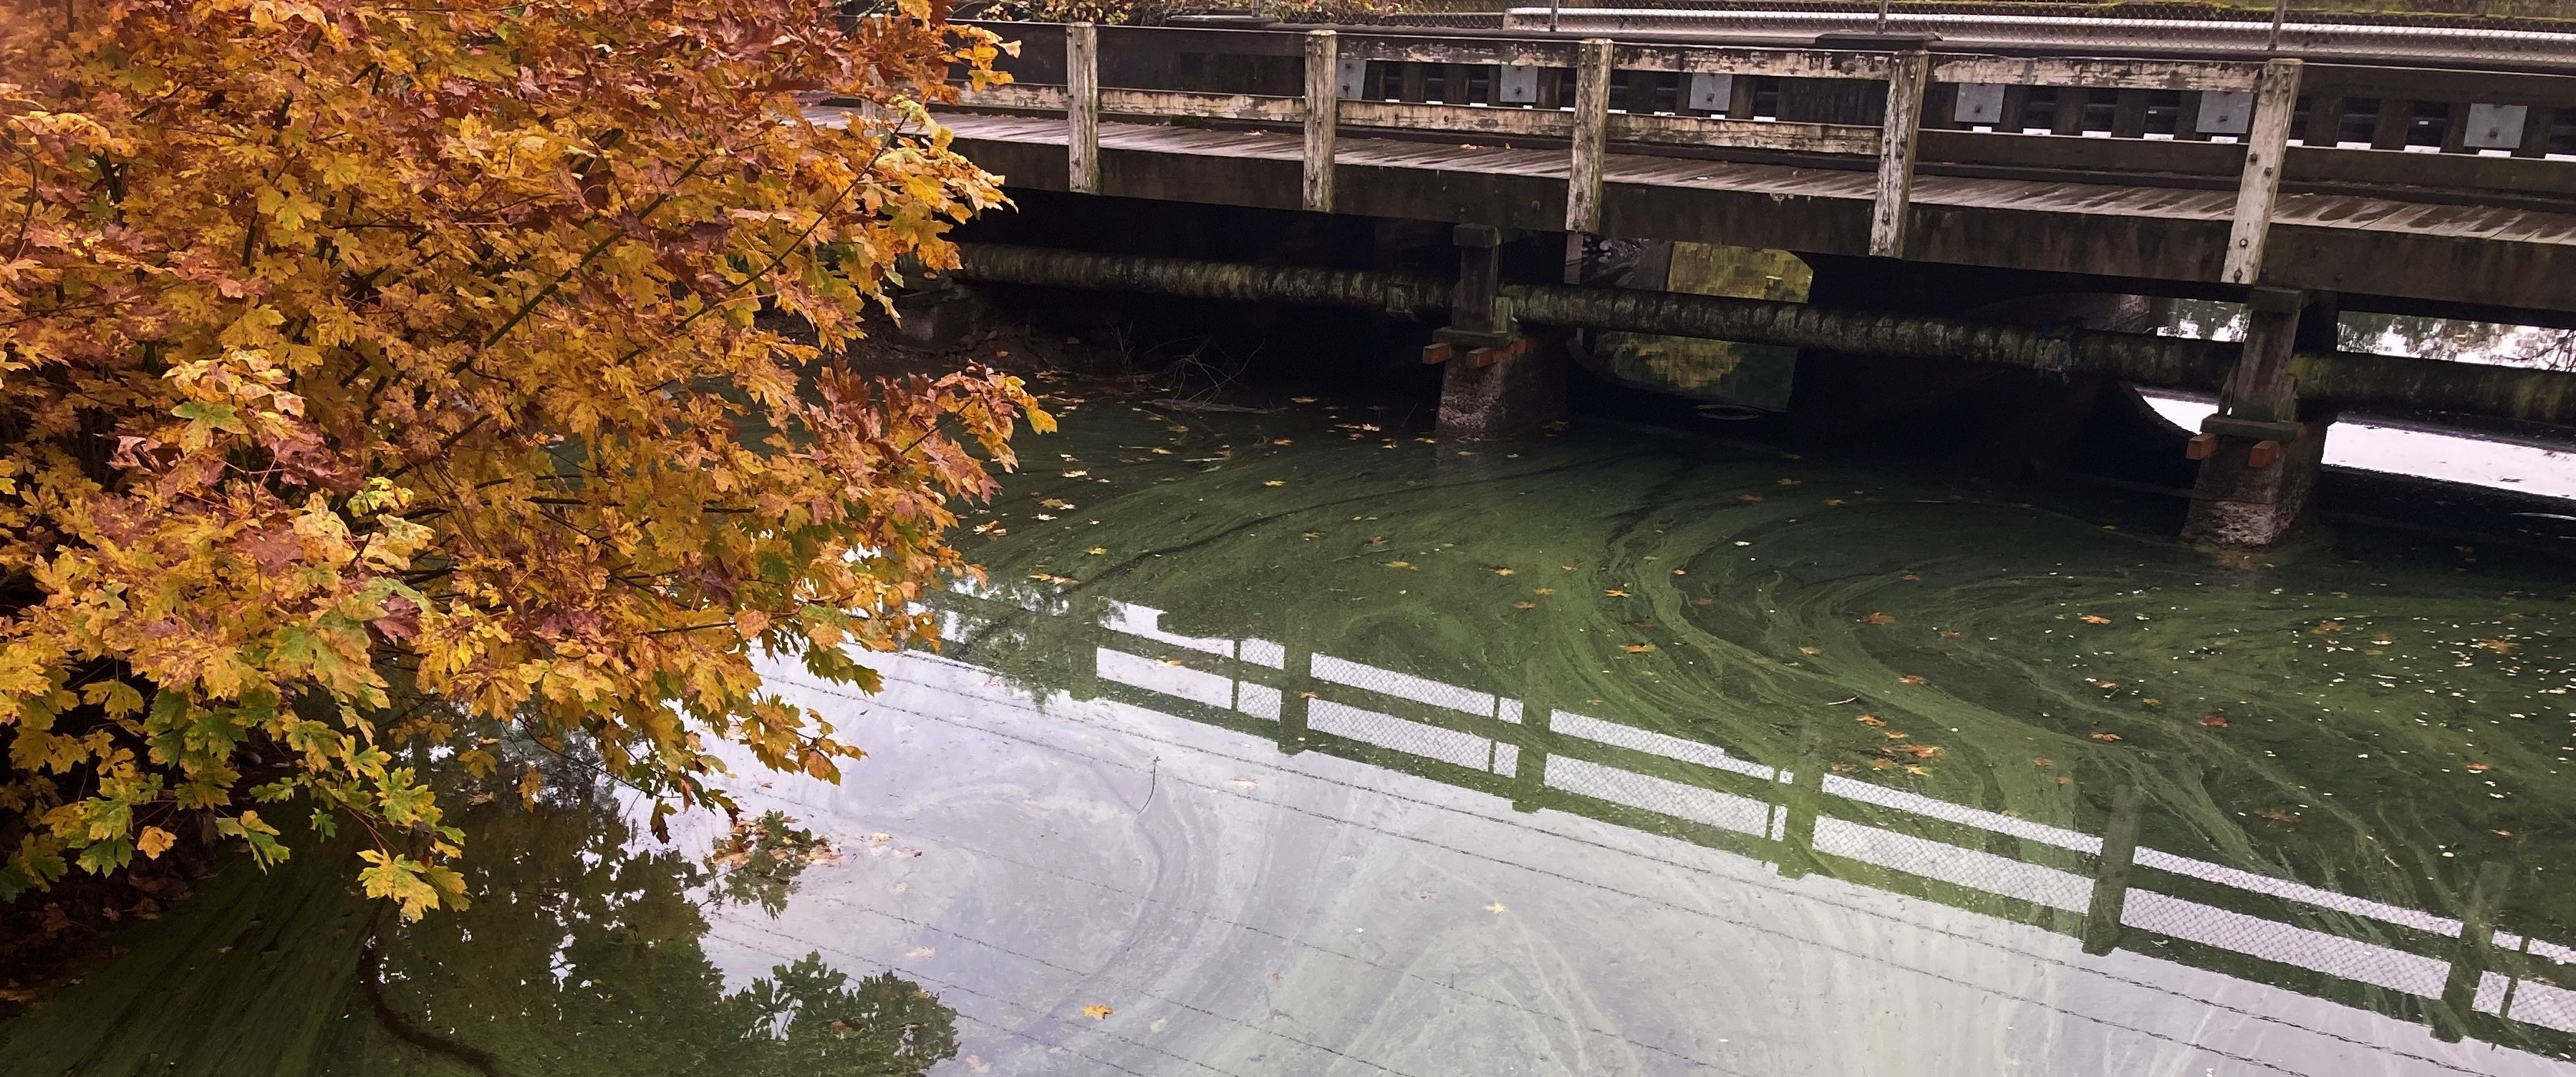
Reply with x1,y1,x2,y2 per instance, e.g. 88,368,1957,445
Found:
1616,44,1894,80
1303,31,1337,214
1568,38,1613,234
1099,88,1303,122
1610,114,1881,155
2222,59,2301,287
1067,22,1099,195
1931,56,2262,92
1339,100,1575,137
945,243,2576,428
1871,51,1930,259
1338,35,1570,69
954,83,1069,111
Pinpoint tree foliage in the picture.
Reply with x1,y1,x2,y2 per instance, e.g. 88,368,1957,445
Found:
0,0,1048,918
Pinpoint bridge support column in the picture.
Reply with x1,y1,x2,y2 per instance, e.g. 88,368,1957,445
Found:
2181,287,2333,549
1427,225,1563,440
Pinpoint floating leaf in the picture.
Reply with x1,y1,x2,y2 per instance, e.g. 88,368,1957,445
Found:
1898,675,1927,685
1622,643,1658,654
2466,761,2493,772
1262,479,1286,487
1085,547,1107,556
1486,902,1508,914
1858,612,1896,626
1384,561,1415,569
1492,567,1515,576
2478,639,2518,655
1514,601,1537,609
2090,732,2122,742
1856,715,1886,727
2199,714,2228,728
2079,614,2112,625
1800,646,1823,655
2032,757,2052,767
1081,1005,1114,1020
1604,589,1631,598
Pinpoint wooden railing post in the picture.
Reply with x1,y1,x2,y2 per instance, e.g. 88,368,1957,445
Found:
2222,58,2302,286
1303,30,1338,213
1869,50,1930,259
1566,39,1613,234
2081,783,2143,955
1067,21,1100,195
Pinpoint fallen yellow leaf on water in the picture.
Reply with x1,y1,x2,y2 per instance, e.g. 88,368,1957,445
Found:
1535,586,1555,595
1868,758,1897,770
2090,732,2122,742
1063,470,1089,478
1301,531,1322,538
2466,761,2493,772
1825,498,1847,506
1904,765,1932,776
1262,480,1286,487
1858,612,1896,625
1605,589,1631,598
1384,561,1416,569
2312,619,2344,634
1800,646,1823,655
2139,697,2163,709
1856,714,1885,726
1899,675,1927,685
1514,601,1537,609
1672,569,1687,576
2199,714,2228,728
2089,679,2118,689
2079,614,2112,625
2479,639,2518,655
1086,547,1107,555
1939,630,1962,639
1081,1005,1114,1020
1486,902,1508,914
1149,447,1174,455
1623,643,1658,653
1492,567,1515,576
1885,730,1909,740
1272,438,1293,445
2032,757,2052,767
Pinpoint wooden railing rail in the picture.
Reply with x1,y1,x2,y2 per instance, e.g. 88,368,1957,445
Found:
940,24,2322,276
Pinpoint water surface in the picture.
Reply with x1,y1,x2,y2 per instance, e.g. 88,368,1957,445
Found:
9,392,2576,1076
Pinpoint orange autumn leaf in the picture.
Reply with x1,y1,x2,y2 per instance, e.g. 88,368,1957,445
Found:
1858,612,1897,625
2079,614,2113,625
2090,732,2123,742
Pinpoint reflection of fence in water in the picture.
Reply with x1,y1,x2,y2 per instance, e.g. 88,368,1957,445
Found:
938,591,2576,1056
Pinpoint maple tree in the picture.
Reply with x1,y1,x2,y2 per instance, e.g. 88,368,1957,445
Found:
0,0,1048,917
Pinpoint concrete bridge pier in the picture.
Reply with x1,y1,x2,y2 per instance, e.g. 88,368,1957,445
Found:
2181,288,2336,549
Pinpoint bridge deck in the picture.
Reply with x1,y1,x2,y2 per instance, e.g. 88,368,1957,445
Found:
930,109,2576,313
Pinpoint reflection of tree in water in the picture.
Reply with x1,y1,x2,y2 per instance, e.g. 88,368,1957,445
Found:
2164,299,2576,370
337,748,952,1077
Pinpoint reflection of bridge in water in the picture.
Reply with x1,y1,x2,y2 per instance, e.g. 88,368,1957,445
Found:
932,586,2576,1063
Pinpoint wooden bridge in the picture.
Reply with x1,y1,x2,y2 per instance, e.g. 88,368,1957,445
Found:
918,19,2576,317
821,19,2576,549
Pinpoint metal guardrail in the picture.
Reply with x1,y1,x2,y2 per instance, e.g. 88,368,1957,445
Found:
930,585,2576,1055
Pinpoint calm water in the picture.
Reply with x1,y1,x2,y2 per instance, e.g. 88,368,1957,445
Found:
9,392,2576,1076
